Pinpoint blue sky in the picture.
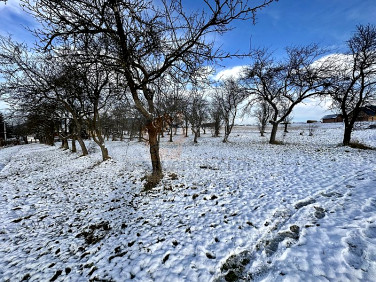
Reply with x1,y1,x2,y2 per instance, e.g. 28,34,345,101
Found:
0,0,36,44
216,0,376,67
1,0,376,121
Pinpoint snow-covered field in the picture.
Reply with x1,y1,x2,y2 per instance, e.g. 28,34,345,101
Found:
0,123,375,281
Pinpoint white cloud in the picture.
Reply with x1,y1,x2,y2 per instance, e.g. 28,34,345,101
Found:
312,53,353,72
292,98,332,122
213,65,247,81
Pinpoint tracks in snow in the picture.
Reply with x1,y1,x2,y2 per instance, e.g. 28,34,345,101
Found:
215,168,375,281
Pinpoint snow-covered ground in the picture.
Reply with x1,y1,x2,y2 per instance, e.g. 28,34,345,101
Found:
0,123,375,281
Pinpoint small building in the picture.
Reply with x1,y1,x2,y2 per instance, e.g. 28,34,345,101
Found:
356,105,376,121
322,114,343,123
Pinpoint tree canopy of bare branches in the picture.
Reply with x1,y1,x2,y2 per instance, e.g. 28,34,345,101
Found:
21,0,275,178
244,44,330,144
212,78,247,142
323,24,376,145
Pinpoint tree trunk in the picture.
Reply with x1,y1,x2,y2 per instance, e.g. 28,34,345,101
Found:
223,121,229,142
77,136,88,155
284,123,289,133
76,123,88,156
343,124,353,146
96,138,110,161
169,126,173,142
100,144,109,160
194,132,198,143
71,136,77,153
214,122,220,137
185,122,189,137
61,118,69,149
47,135,54,146
129,133,133,141
260,122,266,136
62,138,69,150
148,126,162,176
269,122,279,144
138,125,143,142
192,127,199,143
93,129,110,161
96,142,109,161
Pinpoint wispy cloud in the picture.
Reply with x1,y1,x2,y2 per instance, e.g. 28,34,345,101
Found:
213,65,247,81
0,0,23,14
345,1,376,23
0,0,37,43
292,98,332,122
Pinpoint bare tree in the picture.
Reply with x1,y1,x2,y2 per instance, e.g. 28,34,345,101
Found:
0,36,91,154
180,96,191,138
78,61,117,161
22,0,275,180
187,90,209,143
156,81,185,142
51,63,90,155
0,35,120,160
107,99,133,141
324,24,376,145
281,113,293,133
254,100,272,136
0,37,64,146
213,78,247,142
244,45,329,144
209,102,223,137
23,101,60,146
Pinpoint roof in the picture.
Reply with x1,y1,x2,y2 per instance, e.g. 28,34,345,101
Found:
322,114,341,120
360,105,376,116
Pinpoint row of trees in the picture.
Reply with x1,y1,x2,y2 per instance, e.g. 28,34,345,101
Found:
0,0,276,181
246,24,376,145
0,0,375,181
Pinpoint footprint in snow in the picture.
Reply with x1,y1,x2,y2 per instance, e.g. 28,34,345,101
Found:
294,198,316,210
215,250,251,281
264,225,300,257
342,231,368,270
314,206,325,219
362,198,376,213
321,191,343,198
363,223,376,239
